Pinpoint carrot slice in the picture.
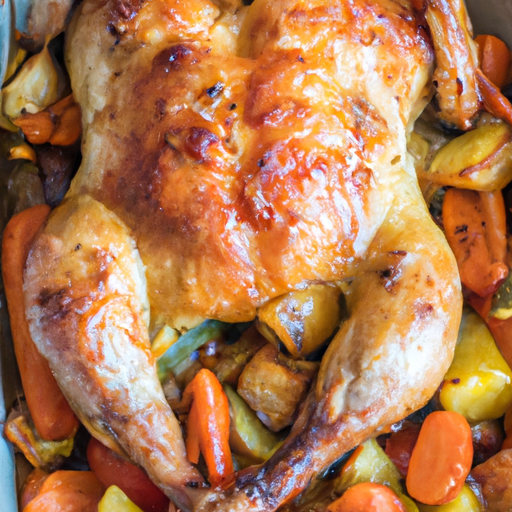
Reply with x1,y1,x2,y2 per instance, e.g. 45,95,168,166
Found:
23,470,104,512
184,369,234,486
476,69,512,126
476,35,511,90
406,411,473,505
443,188,508,297
327,482,406,512
1,205,79,441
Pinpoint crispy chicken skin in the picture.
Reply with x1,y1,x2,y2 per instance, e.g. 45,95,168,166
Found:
23,0,463,510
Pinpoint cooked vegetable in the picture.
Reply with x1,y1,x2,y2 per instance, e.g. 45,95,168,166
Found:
13,94,82,146
237,344,318,431
1,204,79,440
223,384,280,465
4,411,73,470
476,69,512,127
20,468,49,510
8,143,36,162
2,44,67,119
326,482,406,512
422,123,512,191
439,310,512,423
256,284,344,359
471,420,505,467
151,324,179,359
475,35,511,90
384,422,421,477
443,189,508,297
184,369,234,486
212,325,266,386
472,449,512,512
416,484,482,511
157,320,228,382
22,470,104,512
490,272,512,320
406,411,473,506
87,437,169,512
98,486,144,512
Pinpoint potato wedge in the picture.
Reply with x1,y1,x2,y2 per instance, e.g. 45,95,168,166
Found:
257,284,344,359
419,123,512,191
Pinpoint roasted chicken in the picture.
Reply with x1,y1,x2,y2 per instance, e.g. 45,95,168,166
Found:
23,0,468,510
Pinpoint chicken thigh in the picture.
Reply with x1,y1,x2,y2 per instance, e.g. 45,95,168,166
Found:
23,0,463,510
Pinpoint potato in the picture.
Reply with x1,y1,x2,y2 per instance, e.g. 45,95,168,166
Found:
257,284,344,359
472,449,512,512
237,344,318,431
418,123,512,191
416,484,482,511
224,384,280,465
439,310,512,423
98,486,143,512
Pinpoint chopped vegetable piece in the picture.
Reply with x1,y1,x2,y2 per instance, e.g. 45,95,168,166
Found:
443,189,508,297
421,123,512,191
23,470,104,512
87,437,169,512
327,482,406,512
471,420,505,466
157,320,228,382
237,344,318,431
257,284,344,359
416,484,482,511
476,69,512,127
184,369,234,486
224,384,280,465
472,449,512,512
5,411,74,470
212,325,266,386
98,485,144,512
151,324,179,359
8,143,36,162
384,422,421,477
13,94,81,146
2,44,67,119
20,468,49,510
406,411,473,506
490,272,512,320
2,204,79,440
439,310,512,422
476,35,511,89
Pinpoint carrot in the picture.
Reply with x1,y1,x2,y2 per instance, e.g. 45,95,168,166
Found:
20,468,49,510
476,35,511,89
23,470,105,512
184,368,234,486
326,482,406,512
406,411,473,505
476,69,512,126
443,188,508,297
13,94,82,146
2,205,79,441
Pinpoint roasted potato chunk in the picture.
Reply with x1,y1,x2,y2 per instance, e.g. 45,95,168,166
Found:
237,344,318,431
257,284,344,359
472,449,512,511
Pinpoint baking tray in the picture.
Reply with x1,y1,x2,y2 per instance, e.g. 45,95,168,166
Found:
1,0,511,509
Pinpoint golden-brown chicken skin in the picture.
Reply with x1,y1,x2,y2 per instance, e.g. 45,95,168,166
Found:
23,0,464,510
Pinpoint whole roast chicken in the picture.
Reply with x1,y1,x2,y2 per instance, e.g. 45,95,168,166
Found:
23,0,474,510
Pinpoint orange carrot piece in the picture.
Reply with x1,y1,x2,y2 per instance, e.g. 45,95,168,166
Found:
327,482,406,512
184,369,234,486
476,35,511,89
443,188,508,297
20,468,49,510
2,205,79,441
23,470,104,512
476,69,512,126
14,94,81,146
406,411,473,505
